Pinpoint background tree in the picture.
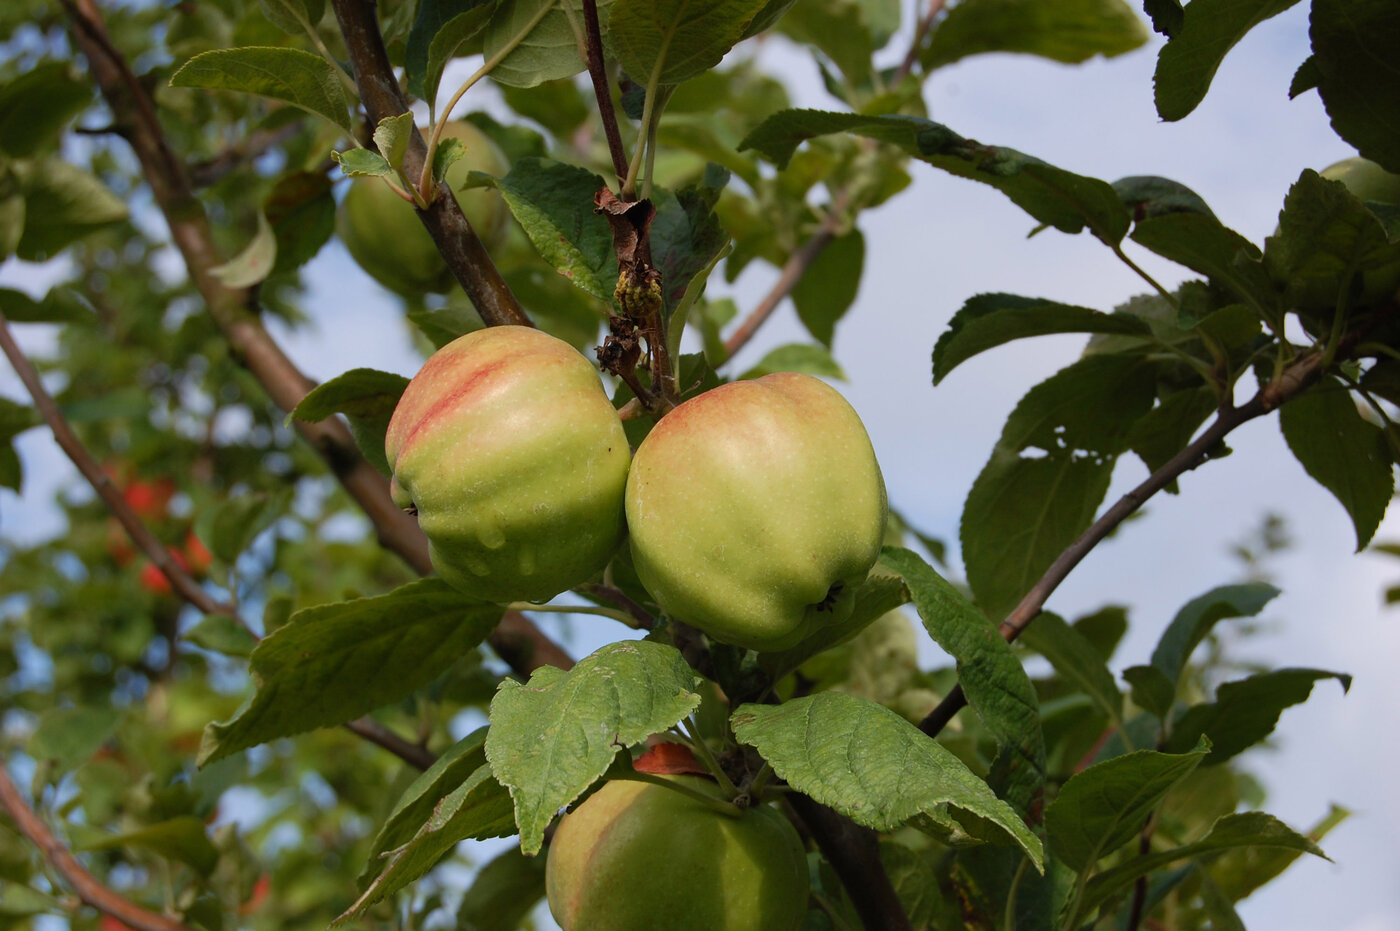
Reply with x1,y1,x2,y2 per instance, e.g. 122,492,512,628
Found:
1,1,1397,930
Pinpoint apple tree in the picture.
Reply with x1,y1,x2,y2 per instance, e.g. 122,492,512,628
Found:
0,0,1395,929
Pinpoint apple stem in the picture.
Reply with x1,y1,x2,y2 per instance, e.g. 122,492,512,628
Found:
505,602,640,629
611,771,747,819
680,717,739,798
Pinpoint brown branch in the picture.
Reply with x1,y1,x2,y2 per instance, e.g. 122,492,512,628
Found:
894,0,949,85
0,765,197,931
343,719,437,771
329,0,529,328
581,0,629,186
723,213,841,361
0,309,238,622
187,123,304,188
61,0,572,679
788,795,914,931
919,347,1332,739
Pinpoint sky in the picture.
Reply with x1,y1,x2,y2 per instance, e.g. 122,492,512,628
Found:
3,3,1398,930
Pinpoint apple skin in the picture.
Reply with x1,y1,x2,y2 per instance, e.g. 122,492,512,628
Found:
385,326,630,603
625,373,887,652
336,121,510,297
1320,156,1400,205
545,776,809,931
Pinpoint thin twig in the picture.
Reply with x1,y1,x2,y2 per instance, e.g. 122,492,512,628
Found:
722,215,841,360
894,0,948,84
0,310,241,624
581,0,629,187
0,765,197,931
343,719,436,771
919,348,1333,738
788,795,914,931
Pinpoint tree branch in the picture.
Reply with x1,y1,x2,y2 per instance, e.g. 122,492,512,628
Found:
0,764,197,931
723,210,841,361
329,0,530,328
61,0,572,679
581,0,629,187
789,795,913,931
919,348,1333,738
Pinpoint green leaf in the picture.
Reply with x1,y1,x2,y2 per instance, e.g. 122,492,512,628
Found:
423,8,496,107
0,63,91,158
1148,583,1280,686
291,368,411,475
333,148,394,178
1127,387,1217,478
406,0,488,100
1309,0,1400,173
1210,804,1348,901
1143,0,1183,36
207,488,293,565
0,395,36,492
1166,668,1351,763
259,0,325,35
932,293,1151,384
739,342,846,380
1018,612,1123,726
923,0,1147,70
1280,377,1393,550
0,161,22,261
13,160,128,261
730,692,1043,870
882,547,1046,817
1112,174,1216,220
484,640,701,855
169,47,353,135
265,171,336,275
1129,213,1278,322
454,845,548,930
488,158,614,301
1045,739,1209,871
79,816,220,875
758,570,911,678
790,229,863,347
1122,664,1176,720
184,615,259,658
740,112,1129,239
1076,812,1327,918
339,762,515,921
210,212,277,288
28,707,122,774
408,303,487,349
199,580,501,765
0,884,61,918
372,113,415,175
960,356,1156,621
651,175,731,314
483,0,616,89
610,0,769,86
776,0,879,89
1152,0,1301,122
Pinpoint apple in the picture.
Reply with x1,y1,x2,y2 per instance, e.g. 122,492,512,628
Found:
385,326,630,602
545,775,810,931
625,373,887,651
1320,156,1400,205
336,120,510,297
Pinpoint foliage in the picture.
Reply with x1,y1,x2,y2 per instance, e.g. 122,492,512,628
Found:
0,0,1393,929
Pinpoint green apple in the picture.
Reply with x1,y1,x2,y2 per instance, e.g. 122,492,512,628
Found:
546,775,810,931
625,373,887,652
385,325,629,602
1320,156,1400,205
336,121,510,297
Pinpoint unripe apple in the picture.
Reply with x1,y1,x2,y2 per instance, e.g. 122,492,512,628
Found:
336,121,510,297
625,373,887,651
546,776,810,931
1320,156,1400,205
385,326,630,602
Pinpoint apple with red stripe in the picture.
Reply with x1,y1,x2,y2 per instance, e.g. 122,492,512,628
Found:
385,325,630,602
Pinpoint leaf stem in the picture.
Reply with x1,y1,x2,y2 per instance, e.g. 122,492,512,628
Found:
610,770,746,818
681,717,739,798
506,601,641,628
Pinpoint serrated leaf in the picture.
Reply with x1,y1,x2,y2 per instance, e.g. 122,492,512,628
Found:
740,111,1129,239
1018,612,1123,726
790,229,863,347
340,762,515,921
333,148,394,178
651,177,731,314
1127,387,1217,478
739,342,846,380
0,63,91,158
609,0,769,86
1210,804,1348,901
200,580,501,765
1153,0,1301,122
882,547,1045,817
79,817,220,875
1143,0,1183,36
730,692,1043,870
923,0,1147,70
1113,174,1216,220
1149,582,1280,686
210,211,277,287
407,0,490,100
1046,739,1209,871
484,640,701,855
1309,0,1400,173
291,368,410,475
1166,668,1351,763
1076,812,1327,918
1130,213,1278,322
1280,377,1393,550
932,293,1151,384
490,158,615,301
13,160,127,261
373,113,415,174
758,571,911,677
960,356,1156,621
483,0,616,89
423,7,496,107
169,47,352,135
